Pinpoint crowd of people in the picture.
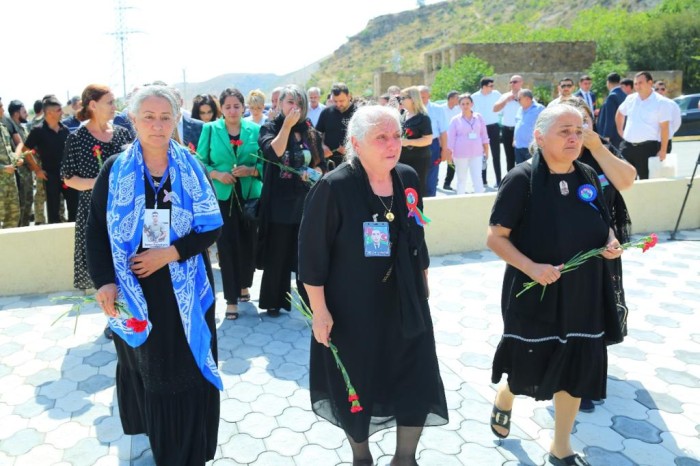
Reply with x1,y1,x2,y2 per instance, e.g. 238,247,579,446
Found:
0,68,675,465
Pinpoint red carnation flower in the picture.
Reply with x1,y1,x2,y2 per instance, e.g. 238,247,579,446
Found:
405,128,414,137
348,394,359,402
125,318,148,333
350,404,364,413
642,233,658,252
231,139,243,147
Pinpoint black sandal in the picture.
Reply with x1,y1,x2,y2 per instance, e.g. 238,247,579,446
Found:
490,402,512,439
238,294,251,303
225,311,239,320
547,453,590,466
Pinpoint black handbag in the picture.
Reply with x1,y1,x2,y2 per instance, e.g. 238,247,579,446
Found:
242,176,260,225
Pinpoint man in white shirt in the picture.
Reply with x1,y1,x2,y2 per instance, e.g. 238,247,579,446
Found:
419,85,449,197
493,75,523,173
653,81,682,153
306,87,325,127
442,90,461,190
615,72,671,180
548,77,575,107
471,77,502,186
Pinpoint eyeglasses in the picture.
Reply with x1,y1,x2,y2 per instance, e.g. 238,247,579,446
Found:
509,80,521,84
655,87,666,92
560,84,573,88
398,96,410,102
331,87,348,96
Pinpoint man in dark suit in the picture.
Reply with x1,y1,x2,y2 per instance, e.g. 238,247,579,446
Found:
597,72,626,149
180,113,203,149
574,75,596,114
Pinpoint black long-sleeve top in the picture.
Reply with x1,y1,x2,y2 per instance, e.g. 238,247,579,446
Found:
86,154,221,289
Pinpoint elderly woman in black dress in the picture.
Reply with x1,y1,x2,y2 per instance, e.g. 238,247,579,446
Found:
486,105,624,466
299,105,448,466
86,85,223,466
62,84,133,292
257,84,325,317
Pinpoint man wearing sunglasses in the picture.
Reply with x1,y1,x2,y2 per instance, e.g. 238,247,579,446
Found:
548,77,575,107
315,83,357,170
653,80,681,153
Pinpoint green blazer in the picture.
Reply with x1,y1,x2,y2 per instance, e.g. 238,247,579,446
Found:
196,118,263,201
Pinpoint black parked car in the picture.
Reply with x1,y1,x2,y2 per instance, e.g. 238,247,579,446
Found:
674,93,700,137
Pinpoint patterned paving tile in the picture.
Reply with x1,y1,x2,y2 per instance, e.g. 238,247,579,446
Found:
1,228,699,464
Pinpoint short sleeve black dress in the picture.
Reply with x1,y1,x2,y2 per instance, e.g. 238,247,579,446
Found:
489,156,622,401
399,113,432,198
61,125,132,289
86,155,221,466
299,160,448,442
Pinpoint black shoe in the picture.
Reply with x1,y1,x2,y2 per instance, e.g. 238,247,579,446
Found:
443,185,455,191
104,326,114,340
267,308,281,318
579,399,595,413
548,453,590,466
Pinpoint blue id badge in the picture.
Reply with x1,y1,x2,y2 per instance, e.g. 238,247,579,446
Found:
363,222,390,257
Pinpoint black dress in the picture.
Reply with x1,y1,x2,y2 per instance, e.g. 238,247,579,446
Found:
86,156,221,466
580,143,631,336
61,125,132,289
299,161,448,442
400,112,432,198
490,159,621,401
257,116,326,310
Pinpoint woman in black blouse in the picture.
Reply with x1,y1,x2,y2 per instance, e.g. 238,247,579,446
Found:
86,85,223,465
257,85,326,317
398,86,432,197
299,105,447,465
62,84,133,292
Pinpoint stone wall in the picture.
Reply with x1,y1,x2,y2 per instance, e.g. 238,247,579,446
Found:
373,71,426,97
423,41,597,84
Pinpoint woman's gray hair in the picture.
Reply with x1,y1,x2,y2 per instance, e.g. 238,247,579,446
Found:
344,105,401,161
128,85,180,118
279,84,308,123
528,104,583,156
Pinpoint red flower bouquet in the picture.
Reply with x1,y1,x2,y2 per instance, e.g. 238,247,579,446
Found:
288,289,364,414
517,233,659,300
52,295,148,334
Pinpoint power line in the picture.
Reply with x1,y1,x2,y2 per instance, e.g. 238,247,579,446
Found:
108,0,141,100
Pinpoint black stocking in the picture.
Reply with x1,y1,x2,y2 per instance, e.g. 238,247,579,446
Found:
347,434,373,466
391,426,423,466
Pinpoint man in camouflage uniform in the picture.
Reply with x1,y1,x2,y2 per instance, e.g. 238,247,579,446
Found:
5,101,34,226
0,98,20,228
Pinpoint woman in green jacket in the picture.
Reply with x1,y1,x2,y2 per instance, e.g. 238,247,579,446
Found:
197,88,263,320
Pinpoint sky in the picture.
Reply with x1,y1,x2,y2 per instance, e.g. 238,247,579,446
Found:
5,0,441,109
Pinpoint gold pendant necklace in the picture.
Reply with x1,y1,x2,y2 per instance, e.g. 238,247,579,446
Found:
377,194,394,222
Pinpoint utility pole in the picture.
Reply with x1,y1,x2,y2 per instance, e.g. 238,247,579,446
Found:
109,0,140,100
183,69,187,104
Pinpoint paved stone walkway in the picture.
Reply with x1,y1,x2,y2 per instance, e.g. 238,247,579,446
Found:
1,230,699,465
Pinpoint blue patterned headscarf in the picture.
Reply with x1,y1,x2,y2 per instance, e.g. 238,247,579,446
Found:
106,139,224,390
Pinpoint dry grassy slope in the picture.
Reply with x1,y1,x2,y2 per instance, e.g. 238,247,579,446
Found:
309,0,660,95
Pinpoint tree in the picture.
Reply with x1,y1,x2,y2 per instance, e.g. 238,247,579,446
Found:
624,13,700,93
431,55,494,99
585,59,629,102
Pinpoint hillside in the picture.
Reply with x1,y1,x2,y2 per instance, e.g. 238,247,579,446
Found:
307,0,662,95
174,61,320,105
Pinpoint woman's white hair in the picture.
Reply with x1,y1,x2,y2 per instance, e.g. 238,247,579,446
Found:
529,104,582,155
128,85,180,118
344,105,401,160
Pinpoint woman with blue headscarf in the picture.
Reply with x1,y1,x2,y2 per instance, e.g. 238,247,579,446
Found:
86,86,223,466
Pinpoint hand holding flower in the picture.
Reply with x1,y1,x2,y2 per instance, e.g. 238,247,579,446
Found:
96,283,119,318
312,306,334,348
601,236,623,260
527,262,563,286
